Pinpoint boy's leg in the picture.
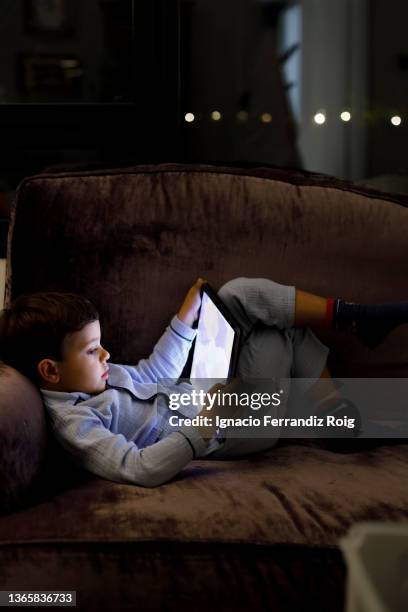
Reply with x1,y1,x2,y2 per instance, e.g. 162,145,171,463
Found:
218,277,408,349
217,276,331,415
206,278,351,460
304,366,339,407
205,323,330,459
297,288,408,349
217,277,296,339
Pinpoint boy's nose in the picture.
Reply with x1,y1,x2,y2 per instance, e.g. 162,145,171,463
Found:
101,348,110,362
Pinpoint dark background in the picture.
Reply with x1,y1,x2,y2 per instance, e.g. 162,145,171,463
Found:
1,0,408,255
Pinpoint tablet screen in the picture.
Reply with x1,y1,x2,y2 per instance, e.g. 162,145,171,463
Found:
190,290,236,380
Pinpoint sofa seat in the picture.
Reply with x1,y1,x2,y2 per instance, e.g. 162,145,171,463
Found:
1,440,407,611
1,443,408,546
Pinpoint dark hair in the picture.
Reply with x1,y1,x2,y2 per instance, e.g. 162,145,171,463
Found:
0,292,99,384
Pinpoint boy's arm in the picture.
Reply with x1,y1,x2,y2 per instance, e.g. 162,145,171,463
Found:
49,406,207,487
129,279,205,384
129,315,196,383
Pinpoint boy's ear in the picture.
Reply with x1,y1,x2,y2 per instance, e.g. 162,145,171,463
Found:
37,359,61,384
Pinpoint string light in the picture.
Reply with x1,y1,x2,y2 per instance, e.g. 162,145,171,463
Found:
391,115,402,126
182,109,404,126
237,110,248,122
314,112,326,125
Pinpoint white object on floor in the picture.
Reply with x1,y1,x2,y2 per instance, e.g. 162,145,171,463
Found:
340,522,408,612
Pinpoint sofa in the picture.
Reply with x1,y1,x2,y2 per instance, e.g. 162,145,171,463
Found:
1,163,408,611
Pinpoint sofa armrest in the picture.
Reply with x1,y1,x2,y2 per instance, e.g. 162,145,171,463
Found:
0,364,47,514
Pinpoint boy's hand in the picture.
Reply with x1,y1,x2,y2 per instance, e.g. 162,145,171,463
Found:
177,277,206,328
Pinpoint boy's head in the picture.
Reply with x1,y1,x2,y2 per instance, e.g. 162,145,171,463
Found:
0,292,110,394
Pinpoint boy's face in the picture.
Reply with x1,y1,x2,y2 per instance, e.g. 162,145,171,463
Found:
54,320,110,394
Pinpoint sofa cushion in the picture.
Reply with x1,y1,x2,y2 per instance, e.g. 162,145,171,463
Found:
1,440,407,546
0,364,47,514
0,440,407,610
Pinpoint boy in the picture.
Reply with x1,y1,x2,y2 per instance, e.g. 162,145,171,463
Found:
1,277,406,487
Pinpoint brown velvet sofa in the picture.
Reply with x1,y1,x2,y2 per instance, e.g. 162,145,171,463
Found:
1,163,408,611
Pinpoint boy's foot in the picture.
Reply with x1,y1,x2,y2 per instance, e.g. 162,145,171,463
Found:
311,398,366,453
332,300,408,349
314,397,361,439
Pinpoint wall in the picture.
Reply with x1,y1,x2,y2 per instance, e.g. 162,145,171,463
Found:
184,0,371,177
298,0,368,180
368,0,408,177
0,0,103,103
183,0,260,162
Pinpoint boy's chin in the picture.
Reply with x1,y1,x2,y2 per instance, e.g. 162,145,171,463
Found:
88,381,107,395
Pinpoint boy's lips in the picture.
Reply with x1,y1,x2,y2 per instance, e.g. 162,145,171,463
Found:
102,368,109,379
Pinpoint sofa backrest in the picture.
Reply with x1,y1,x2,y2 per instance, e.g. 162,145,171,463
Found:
6,163,408,377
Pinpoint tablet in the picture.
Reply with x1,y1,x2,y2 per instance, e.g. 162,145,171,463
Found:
189,283,241,381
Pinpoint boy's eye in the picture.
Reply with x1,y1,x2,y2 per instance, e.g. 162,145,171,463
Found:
87,348,98,355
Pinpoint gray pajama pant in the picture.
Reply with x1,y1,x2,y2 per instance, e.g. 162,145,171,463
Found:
201,277,329,459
